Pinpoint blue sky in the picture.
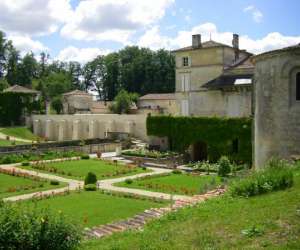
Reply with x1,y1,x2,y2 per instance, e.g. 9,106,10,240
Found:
0,0,299,63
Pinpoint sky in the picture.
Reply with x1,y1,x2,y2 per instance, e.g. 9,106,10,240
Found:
0,0,299,63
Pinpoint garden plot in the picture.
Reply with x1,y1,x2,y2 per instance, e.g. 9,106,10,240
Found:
0,172,66,199
20,159,150,180
116,172,223,196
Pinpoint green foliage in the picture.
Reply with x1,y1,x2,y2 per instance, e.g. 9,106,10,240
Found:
51,96,63,114
110,89,139,114
21,161,30,166
81,154,90,160
0,203,81,250
84,184,97,191
172,169,182,174
230,163,294,197
0,78,8,91
50,180,60,185
147,116,252,163
218,156,232,177
122,148,176,158
125,178,133,184
84,172,97,185
241,225,264,237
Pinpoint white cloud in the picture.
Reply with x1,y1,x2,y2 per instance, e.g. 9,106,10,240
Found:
60,0,174,43
137,22,300,54
244,5,263,23
8,35,49,55
0,0,73,36
56,46,111,63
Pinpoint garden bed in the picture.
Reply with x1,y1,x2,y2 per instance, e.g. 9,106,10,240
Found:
20,159,151,180
0,172,66,199
116,172,223,196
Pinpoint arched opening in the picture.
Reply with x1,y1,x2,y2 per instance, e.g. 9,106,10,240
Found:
191,141,208,161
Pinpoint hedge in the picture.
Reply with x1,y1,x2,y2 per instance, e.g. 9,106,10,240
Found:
147,116,252,163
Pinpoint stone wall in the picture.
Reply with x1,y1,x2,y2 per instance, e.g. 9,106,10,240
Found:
137,99,179,115
253,47,300,167
32,114,148,142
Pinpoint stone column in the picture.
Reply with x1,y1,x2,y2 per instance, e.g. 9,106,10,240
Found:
125,120,134,134
45,119,53,140
105,120,115,138
58,120,67,141
72,119,81,140
33,119,41,137
88,120,98,138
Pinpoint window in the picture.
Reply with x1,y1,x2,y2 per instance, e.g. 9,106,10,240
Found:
182,57,189,67
181,74,190,92
296,72,300,100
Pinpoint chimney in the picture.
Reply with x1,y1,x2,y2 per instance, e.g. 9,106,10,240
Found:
232,33,239,60
192,34,201,48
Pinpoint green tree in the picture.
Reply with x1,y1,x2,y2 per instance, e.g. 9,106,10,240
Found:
44,72,72,98
18,52,38,85
0,78,8,91
110,89,139,114
6,43,21,85
103,52,120,100
51,96,63,114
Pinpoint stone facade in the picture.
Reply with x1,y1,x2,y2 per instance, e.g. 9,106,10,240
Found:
173,34,253,117
253,44,300,168
32,114,148,142
62,90,93,114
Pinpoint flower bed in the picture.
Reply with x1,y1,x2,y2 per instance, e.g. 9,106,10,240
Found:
122,149,177,159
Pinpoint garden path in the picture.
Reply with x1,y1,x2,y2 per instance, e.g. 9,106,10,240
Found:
0,131,32,143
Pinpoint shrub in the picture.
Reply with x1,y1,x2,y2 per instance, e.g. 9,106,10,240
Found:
81,154,90,160
218,156,232,177
21,161,30,166
50,180,60,185
84,172,97,185
0,203,81,250
125,179,133,184
84,184,97,191
230,166,293,197
172,169,182,174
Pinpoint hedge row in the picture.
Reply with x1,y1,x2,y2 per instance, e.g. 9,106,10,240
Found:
147,116,252,163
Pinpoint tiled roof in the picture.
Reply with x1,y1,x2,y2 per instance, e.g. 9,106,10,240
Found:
139,93,176,100
203,74,253,89
63,90,91,96
3,84,40,94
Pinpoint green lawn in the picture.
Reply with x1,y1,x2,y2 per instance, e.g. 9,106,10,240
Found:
0,173,66,199
83,168,300,250
116,173,222,195
17,191,165,227
21,159,150,180
0,127,39,141
0,139,28,146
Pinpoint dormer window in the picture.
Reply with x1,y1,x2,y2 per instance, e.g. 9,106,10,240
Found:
296,72,300,100
182,57,189,67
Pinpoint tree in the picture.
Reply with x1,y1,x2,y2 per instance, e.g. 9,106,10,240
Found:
68,61,82,90
91,56,107,100
103,52,120,100
0,31,9,78
110,89,139,114
44,72,72,98
6,43,21,85
51,96,63,114
18,52,38,85
0,78,8,91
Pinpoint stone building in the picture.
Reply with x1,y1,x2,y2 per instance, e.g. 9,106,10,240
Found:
62,90,93,114
252,44,300,168
173,34,253,117
137,93,179,115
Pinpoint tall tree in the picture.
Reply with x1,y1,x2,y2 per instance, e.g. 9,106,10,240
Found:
103,52,120,100
6,43,21,85
68,61,82,90
18,52,38,85
0,31,8,78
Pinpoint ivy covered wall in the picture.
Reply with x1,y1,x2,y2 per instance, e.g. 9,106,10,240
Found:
147,116,252,164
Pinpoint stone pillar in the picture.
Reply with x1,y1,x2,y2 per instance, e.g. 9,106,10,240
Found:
125,120,134,134
88,120,98,138
72,120,81,140
58,120,67,141
98,121,106,139
33,119,41,137
45,119,53,140
105,120,115,138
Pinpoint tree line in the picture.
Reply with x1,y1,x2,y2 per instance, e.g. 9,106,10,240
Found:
0,31,175,102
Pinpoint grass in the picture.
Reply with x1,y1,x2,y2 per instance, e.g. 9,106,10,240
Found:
116,173,222,196
0,173,66,198
0,139,29,146
17,191,165,228
21,159,151,180
0,127,39,141
82,168,300,250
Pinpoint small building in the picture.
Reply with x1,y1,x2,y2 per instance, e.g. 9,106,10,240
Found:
3,84,40,99
90,101,113,114
173,34,253,117
62,90,93,114
137,93,179,115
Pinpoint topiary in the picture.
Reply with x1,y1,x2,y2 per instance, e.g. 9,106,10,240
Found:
84,184,97,191
81,154,90,160
217,156,231,177
84,172,97,185
21,161,30,166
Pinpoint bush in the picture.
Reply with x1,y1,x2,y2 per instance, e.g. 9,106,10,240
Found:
81,154,90,160
125,179,133,184
0,203,81,250
50,180,60,185
172,169,182,174
84,184,97,191
230,166,293,197
84,172,97,185
218,156,232,177
21,161,30,166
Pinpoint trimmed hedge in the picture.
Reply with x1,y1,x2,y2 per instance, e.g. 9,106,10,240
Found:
147,116,252,163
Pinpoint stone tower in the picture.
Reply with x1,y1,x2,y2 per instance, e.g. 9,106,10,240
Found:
252,44,300,168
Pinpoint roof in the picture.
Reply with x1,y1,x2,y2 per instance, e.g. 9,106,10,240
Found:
172,40,250,53
203,74,253,89
252,43,300,62
3,85,40,94
63,90,91,96
224,55,254,70
139,93,176,100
